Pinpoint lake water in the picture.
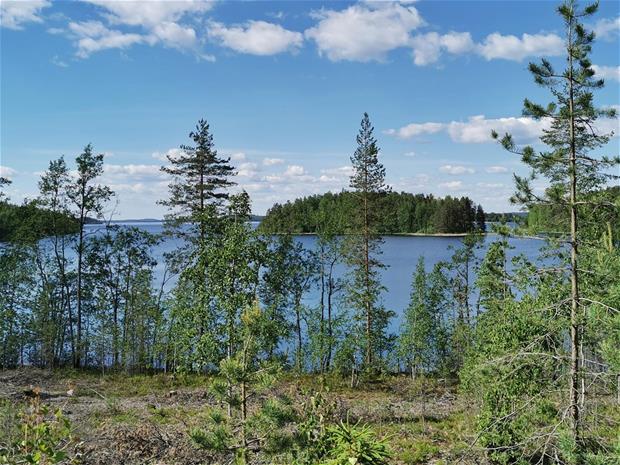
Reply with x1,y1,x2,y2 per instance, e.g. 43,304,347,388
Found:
85,222,545,332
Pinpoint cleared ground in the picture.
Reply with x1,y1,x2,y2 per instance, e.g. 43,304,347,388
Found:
0,368,485,464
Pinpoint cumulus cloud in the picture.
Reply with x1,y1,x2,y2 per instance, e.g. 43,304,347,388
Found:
152,148,184,162
439,180,463,190
388,113,617,145
592,64,620,82
1,0,51,30
0,165,17,178
208,20,303,55
229,152,247,161
592,16,619,41
383,122,443,139
84,0,213,28
447,115,548,143
305,2,423,62
263,157,284,166
60,1,213,57
410,31,474,65
69,21,149,58
104,164,163,177
477,32,563,61
486,165,509,174
386,115,548,144
237,162,259,178
284,164,306,176
439,165,475,175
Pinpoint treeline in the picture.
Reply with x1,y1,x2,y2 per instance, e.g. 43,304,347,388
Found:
0,191,80,243
260,191,486,234
526,186,620,235
484,211,526,223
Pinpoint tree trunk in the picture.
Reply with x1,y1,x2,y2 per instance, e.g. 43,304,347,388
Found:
567,14,581,451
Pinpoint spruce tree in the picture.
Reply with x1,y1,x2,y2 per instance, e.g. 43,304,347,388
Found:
346,112,393,371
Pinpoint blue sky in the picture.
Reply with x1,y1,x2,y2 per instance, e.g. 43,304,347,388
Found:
1,0,618,217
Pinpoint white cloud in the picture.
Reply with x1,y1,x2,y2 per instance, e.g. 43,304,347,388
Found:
439,180,463,190
388,115,547,143
592,64,620,82
384,122,443,139
237,162,259,178
284,164,306,176
208,20,303,55
150,21,197,49
486,165,509,174
1,0,51,30
410,31,474,65
263,157,284,166
439,164,475,175
84,0,213,28
152,148,184,162
592,16,619,41
388,113,617,145
447,115,548,144
65,1,213,57
477,182,505,189
104,164,162,177
305,2,423,62
0,165,17,178
403,151,416,157
68,20,152,58
229,152,247,161
478,32,563,61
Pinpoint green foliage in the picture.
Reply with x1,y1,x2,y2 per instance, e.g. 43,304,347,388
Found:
260,191,483,235
0,201,79,243
319,421,391,465
191,303,295,464
398,257,436,377
0,395,81,464
345,113,394,372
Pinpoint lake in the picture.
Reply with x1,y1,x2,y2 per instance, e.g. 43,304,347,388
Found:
85,222,545,332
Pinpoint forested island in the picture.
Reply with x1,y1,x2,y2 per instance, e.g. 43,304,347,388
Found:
1,2,619,465
259,191,486,234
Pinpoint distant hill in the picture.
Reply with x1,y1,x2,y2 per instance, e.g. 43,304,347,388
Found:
259,191,485,235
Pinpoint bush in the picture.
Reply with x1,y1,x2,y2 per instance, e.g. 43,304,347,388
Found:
0,392,82,464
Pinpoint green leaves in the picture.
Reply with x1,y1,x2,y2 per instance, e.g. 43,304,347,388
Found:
320,421,391,465
1,396,81,465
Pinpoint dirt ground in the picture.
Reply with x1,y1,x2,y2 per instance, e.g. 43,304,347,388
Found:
0,368,483,465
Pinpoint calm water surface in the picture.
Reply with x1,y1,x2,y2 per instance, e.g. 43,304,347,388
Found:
85,222,544,331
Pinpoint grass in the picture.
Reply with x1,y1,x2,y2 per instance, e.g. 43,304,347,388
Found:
1,369,485,464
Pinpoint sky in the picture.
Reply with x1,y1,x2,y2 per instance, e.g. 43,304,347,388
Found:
1,0,619,218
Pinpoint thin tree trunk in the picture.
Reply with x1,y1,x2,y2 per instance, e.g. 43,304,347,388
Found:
567,13,581,450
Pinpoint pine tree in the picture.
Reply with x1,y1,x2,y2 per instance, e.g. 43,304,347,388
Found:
160,119,238,371
160,119,236,247
346,112,393,371
492,0,618,459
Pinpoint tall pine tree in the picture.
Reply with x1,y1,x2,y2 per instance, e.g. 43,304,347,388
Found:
493,0,618,458
346,113,393,371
